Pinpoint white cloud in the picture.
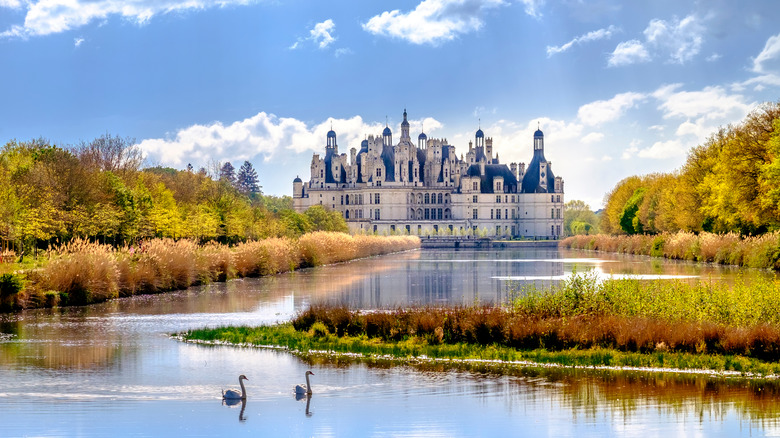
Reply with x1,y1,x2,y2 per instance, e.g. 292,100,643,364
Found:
74,37,84,47
577,92,646,126
643,15,703,64
607,40,650,67
518,0,543,18
733,32,780,91
0,0,22,8
361,0,508,45
580,132,604,144
621,141,640,160
706,53,721,62
751,32,780,74
309,19,336,49
652,84,753,122
608,14,705,67
546,25,617,57
335,48,353,57
138,111,443,167
1,0,260,39
638,139,685,159
601,155,613,161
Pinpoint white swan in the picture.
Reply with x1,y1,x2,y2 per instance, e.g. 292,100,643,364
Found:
295,371,314,395
223,374,248,400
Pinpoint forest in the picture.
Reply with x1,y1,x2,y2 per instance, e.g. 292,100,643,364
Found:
0,135,348,256
601,101,780,236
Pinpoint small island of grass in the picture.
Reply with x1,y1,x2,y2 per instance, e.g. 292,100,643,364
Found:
178,273,780,378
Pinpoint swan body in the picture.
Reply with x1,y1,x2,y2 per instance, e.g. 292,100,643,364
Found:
295,371,314,395
223,374,248,400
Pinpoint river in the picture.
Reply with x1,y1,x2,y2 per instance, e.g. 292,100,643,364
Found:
1,247,778,437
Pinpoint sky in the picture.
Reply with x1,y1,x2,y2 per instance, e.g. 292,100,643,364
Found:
1,0,780,209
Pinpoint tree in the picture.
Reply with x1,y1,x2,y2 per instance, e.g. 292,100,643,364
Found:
236,161,261,195
77,134,142,177
563,200,599,235
219,162,236,186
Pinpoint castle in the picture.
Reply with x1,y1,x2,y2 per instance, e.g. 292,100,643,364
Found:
293,110,564,238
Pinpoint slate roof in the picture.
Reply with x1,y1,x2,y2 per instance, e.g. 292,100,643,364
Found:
520,149,556,193
465,164,518,193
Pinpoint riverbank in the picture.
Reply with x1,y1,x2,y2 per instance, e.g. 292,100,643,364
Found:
0,232,420,312
179,273,780,377
560,231,780,270
179,322,780,377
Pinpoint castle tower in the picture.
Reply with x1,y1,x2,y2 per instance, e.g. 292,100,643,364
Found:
326,125,337,154
383,117,392,147
400,109,410,141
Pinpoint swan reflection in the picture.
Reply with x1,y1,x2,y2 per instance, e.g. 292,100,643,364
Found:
222,397,248,422
294,393,313,417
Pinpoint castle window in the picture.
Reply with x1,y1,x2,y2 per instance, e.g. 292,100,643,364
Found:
473,195,478,203
491,209,494,219
473,209,478,219
505,209,508,219
511,195,515,203
377,168,382,177
438,208,443,220
473,182,478,191
425,209,430,220
320,170,324,178
496,195,501,203
496,209,501,220
551,195,554,202
556,195,561,203
551,209,555,219
406,225,411,234
375,209,380,220
341,195,344,205
425,193,430,204
437,193,443,204
512,210,516,219
345,210,350,219
556,208,560,219
345,195,349,205
496,226,501,236
375,193,380,204
551,225,555,235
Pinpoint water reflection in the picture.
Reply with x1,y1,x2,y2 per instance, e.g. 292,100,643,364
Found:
222,398,247,422
1,248,779,436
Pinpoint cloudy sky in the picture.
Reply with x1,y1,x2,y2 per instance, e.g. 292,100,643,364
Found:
2,0,779,208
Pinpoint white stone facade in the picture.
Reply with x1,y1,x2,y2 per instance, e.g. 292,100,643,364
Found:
293,110,564,238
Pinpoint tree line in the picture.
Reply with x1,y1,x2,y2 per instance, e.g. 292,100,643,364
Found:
0,135,347,255
601,101,780,236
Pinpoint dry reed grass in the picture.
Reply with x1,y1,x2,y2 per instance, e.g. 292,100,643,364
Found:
293,304,780,361
561,231,780,270
9,232,420,309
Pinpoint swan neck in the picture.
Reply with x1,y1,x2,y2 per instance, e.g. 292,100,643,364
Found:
305,373,312,394
239,377,247,398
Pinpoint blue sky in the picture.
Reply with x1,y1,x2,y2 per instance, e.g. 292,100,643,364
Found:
2,0,779,208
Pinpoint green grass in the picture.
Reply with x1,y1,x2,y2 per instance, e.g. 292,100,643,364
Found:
180,323,780,376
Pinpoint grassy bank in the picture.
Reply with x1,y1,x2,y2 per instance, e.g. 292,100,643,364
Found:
0,232,419,312
561,231,780,270
180,322,780,376
180,273,780,376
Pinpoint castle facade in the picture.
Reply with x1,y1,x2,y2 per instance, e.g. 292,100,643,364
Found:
293,110,564,238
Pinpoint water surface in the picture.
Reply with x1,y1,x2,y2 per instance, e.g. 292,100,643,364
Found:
1,248,778,437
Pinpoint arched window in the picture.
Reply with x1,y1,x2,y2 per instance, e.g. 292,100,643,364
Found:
445,194,450,204
425,193,430,204
416,208,423,220
345,210,350,219
444,208,451,219
410,208,415,219
437,193,443,204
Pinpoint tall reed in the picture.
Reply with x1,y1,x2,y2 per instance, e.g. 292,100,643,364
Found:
8,233,420,310
561,231,780,270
